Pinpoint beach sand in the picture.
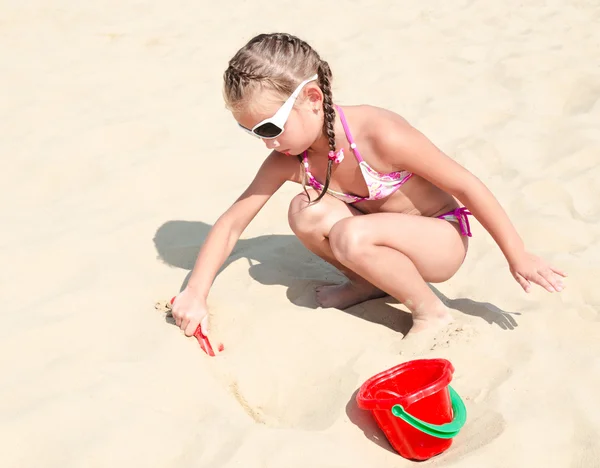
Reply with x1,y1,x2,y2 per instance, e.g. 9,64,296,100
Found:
2,0,600,466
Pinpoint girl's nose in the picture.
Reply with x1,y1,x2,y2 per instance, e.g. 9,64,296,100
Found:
263,138,280,149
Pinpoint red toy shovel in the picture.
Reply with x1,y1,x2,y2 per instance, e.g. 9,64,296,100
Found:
168,297,223,356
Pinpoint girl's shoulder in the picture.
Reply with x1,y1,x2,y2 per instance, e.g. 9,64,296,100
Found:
339,104,413,147
340,104,411,134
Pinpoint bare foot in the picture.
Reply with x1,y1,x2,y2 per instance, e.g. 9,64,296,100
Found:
405,309,454,336
404,306,454,339
315,280,387,309
391,307,455,355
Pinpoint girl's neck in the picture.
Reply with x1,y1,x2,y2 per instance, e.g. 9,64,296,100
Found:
307,132,330,154
307,106,346,155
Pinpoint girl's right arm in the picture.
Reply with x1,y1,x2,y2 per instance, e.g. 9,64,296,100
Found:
171,151,301,336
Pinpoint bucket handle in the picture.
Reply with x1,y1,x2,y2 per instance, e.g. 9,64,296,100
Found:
391,386,466,439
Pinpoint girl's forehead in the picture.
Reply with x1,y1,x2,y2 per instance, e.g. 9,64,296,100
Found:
233,89,285,124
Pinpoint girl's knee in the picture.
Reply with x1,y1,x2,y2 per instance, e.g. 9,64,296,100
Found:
329,218,368,263
287,190,329,234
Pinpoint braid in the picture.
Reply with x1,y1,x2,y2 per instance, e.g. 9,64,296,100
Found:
274,33,312,57
224,62,267,105
228,66,266,83
311,59,336,204
318,60,336,152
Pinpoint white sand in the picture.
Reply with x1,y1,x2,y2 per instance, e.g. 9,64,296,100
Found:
3,0,600,466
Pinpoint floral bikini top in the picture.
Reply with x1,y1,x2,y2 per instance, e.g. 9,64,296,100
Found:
302,105,413,204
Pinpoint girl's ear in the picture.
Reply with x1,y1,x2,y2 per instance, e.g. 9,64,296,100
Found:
304,84,323,109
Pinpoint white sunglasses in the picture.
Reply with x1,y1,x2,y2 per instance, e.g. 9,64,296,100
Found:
238,74,318,139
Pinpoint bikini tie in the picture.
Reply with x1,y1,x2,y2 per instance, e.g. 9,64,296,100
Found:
328,148,344,164
452,207,472,237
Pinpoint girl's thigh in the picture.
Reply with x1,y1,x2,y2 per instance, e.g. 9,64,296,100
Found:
288,189,363,235
329,212,469,283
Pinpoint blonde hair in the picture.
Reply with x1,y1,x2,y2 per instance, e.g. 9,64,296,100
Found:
223,33,337,203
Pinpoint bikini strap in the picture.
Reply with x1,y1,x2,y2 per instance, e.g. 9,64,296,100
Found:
335,105,364,163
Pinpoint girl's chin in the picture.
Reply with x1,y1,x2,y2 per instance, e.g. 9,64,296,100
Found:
284,148,308,157
279,146,308,157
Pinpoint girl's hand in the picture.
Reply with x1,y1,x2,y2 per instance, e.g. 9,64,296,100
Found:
509,252,567,293
171,287,210,337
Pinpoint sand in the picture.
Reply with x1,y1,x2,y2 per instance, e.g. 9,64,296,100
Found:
2,0,600,466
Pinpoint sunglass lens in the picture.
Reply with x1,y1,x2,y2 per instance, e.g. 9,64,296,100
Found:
254,122,282,138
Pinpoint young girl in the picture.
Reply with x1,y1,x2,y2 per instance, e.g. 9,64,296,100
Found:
170,32,566,339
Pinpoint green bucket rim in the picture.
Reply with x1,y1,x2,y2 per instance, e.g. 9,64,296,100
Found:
391,385,467,439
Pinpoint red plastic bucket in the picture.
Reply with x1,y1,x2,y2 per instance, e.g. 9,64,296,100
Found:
356,359,466,461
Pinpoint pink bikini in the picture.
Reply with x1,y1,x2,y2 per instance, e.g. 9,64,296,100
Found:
302,105,473,237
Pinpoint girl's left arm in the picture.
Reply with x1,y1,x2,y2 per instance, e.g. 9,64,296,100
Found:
374,117,567,293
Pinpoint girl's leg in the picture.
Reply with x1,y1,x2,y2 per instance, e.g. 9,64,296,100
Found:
287,190,386,307
327,212,468,334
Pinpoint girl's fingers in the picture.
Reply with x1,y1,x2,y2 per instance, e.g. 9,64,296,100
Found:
184,320,197,337
544,270,565,291
201,314,210,334
550,266,568,278
534,273,555,292
514,272,532,293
